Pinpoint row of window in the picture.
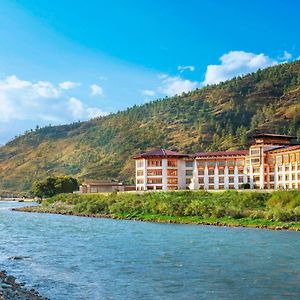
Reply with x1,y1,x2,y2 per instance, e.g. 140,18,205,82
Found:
198,168,244,175
138,178,179,185
197,160,245,167
195,176,245,184
137,169,179,177
271,153,300,165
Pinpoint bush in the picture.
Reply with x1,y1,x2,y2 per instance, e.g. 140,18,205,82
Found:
45,190,300,223
241,183,251,189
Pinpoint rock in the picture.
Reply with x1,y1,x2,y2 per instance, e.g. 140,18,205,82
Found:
9,256,31,260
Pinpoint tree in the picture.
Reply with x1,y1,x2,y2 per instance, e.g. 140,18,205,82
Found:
31,176,79,198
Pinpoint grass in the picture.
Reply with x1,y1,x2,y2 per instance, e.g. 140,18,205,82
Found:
14,190,300,231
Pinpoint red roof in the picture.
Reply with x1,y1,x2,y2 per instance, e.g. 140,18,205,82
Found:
133,148,190,159
195,150,249,158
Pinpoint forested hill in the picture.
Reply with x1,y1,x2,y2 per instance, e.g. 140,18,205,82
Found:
1,60,300,192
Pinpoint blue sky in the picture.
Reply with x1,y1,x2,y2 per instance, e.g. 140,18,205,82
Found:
0,0,299,144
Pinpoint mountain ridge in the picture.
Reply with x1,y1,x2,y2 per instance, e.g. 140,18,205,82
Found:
1,60,300,192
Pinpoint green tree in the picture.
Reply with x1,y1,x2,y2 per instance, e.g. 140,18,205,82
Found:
31,176,79,198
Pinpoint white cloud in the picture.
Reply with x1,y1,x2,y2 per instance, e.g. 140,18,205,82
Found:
68,97,107,120
86,107,107,118
141,89,156,97
0,75,107,126
68,97,85,119
0,75,60,98
177,65,195,73
202,51,278,86
279,50,292,61
59,81,81,90
90,84,103,96
33,81,60,98
159,75,198,96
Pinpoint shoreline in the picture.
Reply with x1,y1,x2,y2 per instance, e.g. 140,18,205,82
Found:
0,270,48,300
13,206,300,232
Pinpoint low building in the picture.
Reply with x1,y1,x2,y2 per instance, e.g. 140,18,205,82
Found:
79,180,125,193
134,134,300,191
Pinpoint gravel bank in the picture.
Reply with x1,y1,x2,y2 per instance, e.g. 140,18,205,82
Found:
0,270,48,300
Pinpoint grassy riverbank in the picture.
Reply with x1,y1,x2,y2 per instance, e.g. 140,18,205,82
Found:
15,190,300,230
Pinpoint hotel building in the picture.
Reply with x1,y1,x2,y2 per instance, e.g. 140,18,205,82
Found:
134,134,300,191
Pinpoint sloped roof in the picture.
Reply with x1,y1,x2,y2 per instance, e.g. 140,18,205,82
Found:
195,150,249,158
133,148,190,159
266,145,300,154
253,133,295,139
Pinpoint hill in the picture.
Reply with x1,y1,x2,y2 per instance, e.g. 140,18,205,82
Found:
1,60,300,192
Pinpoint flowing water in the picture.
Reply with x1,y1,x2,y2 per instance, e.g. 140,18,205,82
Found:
1,201,300,299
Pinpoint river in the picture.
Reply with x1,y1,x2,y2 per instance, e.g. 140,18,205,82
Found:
1,201,300,299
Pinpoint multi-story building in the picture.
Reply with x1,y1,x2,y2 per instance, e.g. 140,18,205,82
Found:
134,134,300,191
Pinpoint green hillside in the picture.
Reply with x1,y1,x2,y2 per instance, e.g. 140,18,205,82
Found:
1,60,300,192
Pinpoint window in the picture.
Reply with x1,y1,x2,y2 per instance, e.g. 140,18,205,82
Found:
227,160,235,166
290,154,295,162
147,178,162,184
186,161,193,168
137,179,144,184
167,169,177,176
207,161,215,167
236,159,244,166
276,156,282,165
251,148,260,155
283,155,289,164
251,158,260,165
208,169,214,175
296,152,300,162
168,186,178,190
228,169,234,175
269,167,274,173
167,178,178,185
219,168,224,175
269,175,274,182
238,168,244,174
219,177,224,183
199,178,204,184
136,160,144,168
253,168,260,174
148,160,162,167
147,169,162,176
186,170,193,176
238,176,244,183
229,177,234,183
197,161,205,166
186,178,191,184
253,176,260,183
167,160,177,167
137,170,144,176
218,161,225,166
198,169,204,175
209,177,214,184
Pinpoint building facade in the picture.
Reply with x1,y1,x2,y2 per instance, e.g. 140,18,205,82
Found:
134,134,300,191
79,180,126,193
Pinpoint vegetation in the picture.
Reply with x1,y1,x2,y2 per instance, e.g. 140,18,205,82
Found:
1,60,300,192
17,190,300,230
31,176,79,198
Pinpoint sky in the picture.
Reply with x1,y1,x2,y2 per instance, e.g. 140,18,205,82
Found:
0,0,299,144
